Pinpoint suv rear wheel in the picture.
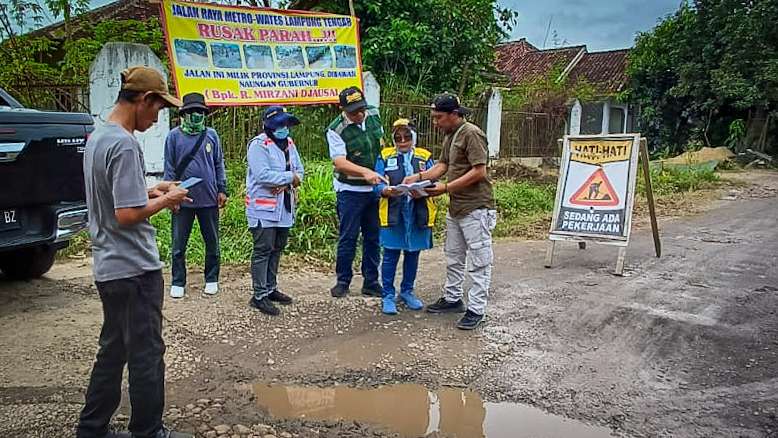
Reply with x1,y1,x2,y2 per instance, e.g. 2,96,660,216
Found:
0,245,57,280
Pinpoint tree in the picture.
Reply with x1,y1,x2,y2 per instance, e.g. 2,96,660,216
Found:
43,0,90,40
626,0,778,153
0,1,45,39
0,0,162,109
60,19,165,81
0,1,57,93
282,0,517,94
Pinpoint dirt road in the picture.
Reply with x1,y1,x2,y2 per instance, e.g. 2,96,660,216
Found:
1,171,777,438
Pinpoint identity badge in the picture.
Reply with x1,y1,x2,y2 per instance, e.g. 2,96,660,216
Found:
386,157,398,170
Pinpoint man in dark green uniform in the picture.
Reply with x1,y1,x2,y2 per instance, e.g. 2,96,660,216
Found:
326,86,387,298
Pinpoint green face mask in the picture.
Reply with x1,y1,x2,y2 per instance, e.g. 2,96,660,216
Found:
181,112,206,134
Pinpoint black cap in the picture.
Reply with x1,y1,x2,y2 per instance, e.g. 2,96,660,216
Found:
339,86,368,113
431,93,470,116
180,92,209,113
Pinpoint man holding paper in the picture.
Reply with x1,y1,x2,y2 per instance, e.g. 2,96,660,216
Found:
326,86,387,298
403,93,496,330
373,119,436,315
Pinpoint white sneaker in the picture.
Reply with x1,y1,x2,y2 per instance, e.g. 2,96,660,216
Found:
204,282,219,295
170,285,185,299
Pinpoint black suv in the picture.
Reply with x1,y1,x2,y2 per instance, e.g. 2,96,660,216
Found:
0,88,93,279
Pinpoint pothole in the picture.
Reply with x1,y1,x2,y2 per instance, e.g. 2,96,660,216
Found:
253,382,614,437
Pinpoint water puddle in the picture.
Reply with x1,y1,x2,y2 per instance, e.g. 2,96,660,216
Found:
253,383,614,438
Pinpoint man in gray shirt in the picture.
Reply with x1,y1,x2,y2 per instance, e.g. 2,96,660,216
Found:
78,66,192,438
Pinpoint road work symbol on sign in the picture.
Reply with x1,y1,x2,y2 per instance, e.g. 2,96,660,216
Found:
569,168,619,207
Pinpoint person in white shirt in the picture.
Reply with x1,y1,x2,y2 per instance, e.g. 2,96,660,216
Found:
325,86,387,298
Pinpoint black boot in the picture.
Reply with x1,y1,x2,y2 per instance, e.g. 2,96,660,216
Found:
249,296,280,316
361,283,382,297
456,310,485,330
426,297,466,314
330,283,349,298
269,289,293,305
154,427,194,438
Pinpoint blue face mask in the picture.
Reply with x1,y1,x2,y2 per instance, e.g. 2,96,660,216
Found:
273,127,290,139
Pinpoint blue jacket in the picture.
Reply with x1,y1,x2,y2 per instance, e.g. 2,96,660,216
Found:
373,147,435,252
163,127,227,209
245,133,304,226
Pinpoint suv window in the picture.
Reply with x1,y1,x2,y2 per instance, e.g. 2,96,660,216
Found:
0,89,23,109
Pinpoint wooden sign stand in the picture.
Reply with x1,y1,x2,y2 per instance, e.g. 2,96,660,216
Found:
544,136,660,276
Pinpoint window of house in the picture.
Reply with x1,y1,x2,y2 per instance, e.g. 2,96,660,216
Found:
580,102,603,135
609,107,626,134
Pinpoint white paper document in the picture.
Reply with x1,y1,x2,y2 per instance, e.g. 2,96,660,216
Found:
392,180,433,197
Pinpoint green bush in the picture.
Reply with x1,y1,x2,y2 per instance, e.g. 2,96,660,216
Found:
151,160,338,265
494,181,556,220
67,161,720,265
641,166,720,196
151,160,254,264
150,160,561,264
286,162,338,259
492,181,556,238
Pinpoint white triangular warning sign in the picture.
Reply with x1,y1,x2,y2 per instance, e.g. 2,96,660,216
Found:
569,168,620,207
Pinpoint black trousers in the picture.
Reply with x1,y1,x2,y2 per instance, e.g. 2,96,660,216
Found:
171,207,220,287
250,225,290,301
76,270,166,438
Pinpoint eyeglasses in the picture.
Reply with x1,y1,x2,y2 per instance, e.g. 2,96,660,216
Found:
393,135,412,142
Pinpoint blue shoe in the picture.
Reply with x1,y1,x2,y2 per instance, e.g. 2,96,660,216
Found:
382,297,398,315
399,292,424,310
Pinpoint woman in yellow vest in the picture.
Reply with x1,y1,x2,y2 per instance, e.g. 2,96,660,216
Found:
374,119,437,315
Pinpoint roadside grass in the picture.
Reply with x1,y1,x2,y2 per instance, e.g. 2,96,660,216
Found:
491,181,556,239
640,166,720,196
60,162,722,263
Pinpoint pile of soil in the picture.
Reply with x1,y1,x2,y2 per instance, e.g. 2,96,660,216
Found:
490,159,558,184
662,147,735,165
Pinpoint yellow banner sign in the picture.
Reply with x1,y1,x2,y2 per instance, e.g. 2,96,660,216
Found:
160,0,363,106
569,139,632,165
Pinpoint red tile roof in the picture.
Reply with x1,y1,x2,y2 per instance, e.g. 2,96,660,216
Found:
495,38,538,63
31,0,160,40
567,48,630,94
495,40,630,95
496,40,584,84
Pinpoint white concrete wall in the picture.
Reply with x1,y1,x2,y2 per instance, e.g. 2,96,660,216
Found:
601,100,611,135
89,43,171,176
569,100,582,135
486,89,503,157
363,71,380,108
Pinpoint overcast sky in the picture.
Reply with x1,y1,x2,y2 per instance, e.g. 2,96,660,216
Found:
502,0,681,50
64,0,681,51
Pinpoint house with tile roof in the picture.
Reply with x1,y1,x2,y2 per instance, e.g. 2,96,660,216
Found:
29,0,160,41
496,39,636,137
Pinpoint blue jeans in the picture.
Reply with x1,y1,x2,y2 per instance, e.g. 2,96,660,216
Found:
335,190,380,287
381,249,420,299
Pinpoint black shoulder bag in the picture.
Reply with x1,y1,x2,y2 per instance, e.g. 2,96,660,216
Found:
174,131,208,180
